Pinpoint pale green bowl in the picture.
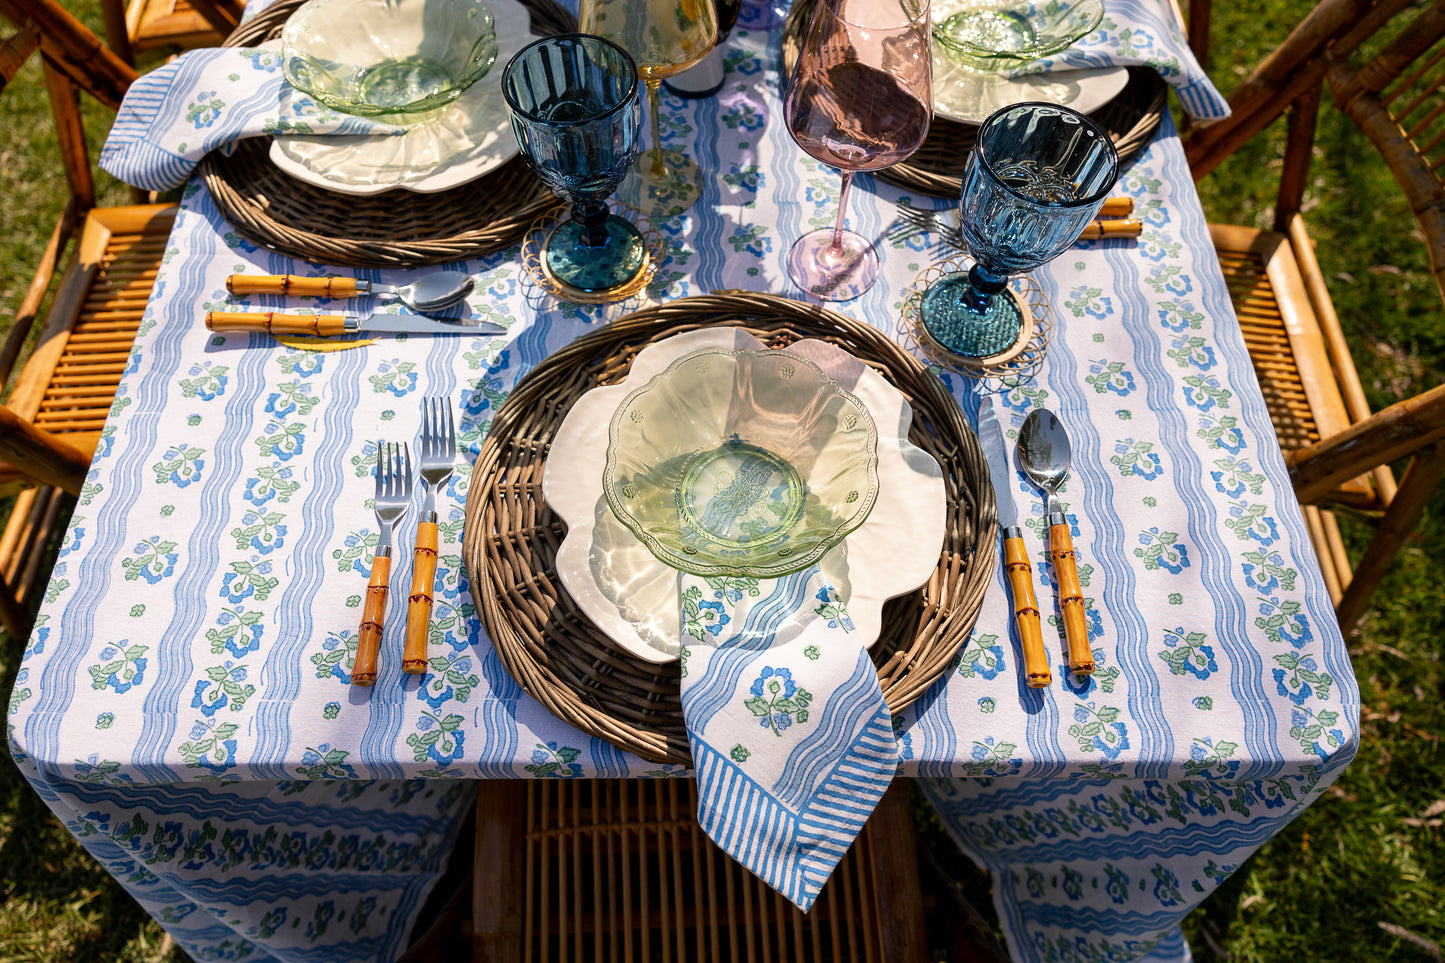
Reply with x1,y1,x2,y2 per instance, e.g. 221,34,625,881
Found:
604,347,879,578
282,0,498,116
932,0,1103,72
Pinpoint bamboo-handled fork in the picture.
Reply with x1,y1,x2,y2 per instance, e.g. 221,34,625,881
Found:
890,197,1141,248
354,441,411,686
403,398,456,674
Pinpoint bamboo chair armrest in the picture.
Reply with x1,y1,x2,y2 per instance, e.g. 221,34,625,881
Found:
0,404,89,494
1286,382,1445,504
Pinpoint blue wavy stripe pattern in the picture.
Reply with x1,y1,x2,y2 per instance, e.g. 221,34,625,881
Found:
253,344,363,780
680,572,815,721
473,701,523,778
1126,128,1282,778
1047,220,1173,778
136,246,271,784
1014,899,1208,937
942,801,1316,864
691,79,728,289
1158,119,1360,757
61,778,447,836
774,648,894,804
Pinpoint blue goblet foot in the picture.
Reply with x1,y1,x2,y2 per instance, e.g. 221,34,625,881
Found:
544,214,646,292
920,273,1025,359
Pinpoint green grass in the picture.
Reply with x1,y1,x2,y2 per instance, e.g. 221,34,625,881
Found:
2,1,1444,960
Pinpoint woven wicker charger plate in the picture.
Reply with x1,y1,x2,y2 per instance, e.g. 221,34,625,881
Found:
780,0,1168,198
201,0,574,268
463,293,996,766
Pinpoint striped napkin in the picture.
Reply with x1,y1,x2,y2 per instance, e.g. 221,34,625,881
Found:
679,565,899,910
101,46,402,192
1014,0,1230,120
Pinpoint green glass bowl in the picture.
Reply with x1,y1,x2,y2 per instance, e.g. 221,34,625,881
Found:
604,347,880,578
282,0,499,116
932,0,1104,72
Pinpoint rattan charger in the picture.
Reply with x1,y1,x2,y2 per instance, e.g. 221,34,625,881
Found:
201,0,574,268
780,0,1167,198
463,293,996,765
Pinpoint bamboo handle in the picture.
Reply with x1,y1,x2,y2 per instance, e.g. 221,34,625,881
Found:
1050,522,1094,675
1004,536,1051,687
403,521,438,674
1076,219,1144,241
353,553,391,686
205,312,349,336
1098,197,1134,218
225,274,361,298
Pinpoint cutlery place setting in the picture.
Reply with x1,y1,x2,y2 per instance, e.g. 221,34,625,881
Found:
353,397,458,686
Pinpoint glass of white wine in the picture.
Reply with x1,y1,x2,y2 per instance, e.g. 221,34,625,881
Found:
579,0,718,217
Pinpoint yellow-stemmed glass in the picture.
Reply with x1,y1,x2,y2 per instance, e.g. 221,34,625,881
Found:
579,0,718,217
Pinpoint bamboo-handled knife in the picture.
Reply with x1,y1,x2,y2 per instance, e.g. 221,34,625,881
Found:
979,396,1052,688
205,311,506,338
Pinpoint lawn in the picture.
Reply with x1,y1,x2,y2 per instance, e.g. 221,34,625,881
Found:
1,1,1442,960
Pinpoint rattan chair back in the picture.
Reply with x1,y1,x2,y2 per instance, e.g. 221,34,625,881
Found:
0,0,176,637
1184,0,1445,635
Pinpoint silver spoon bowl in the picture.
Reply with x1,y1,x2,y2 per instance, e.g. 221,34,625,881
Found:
1017,408,1095,676
366,271,477,314
1017,409,1071,516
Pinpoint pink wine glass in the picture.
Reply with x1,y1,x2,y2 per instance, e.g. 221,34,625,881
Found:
784,0,932,301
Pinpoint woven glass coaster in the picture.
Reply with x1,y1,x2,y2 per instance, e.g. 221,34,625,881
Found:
521,200,666,305
900,256,1053,384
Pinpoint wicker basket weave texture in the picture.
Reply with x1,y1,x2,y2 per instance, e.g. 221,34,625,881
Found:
463,293,996,765
200,0,574,267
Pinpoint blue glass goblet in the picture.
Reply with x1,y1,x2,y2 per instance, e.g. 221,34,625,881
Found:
502,34,646,293
920,102,1118,358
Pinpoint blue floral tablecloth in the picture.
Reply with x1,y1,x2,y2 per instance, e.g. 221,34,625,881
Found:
8,1,1356,961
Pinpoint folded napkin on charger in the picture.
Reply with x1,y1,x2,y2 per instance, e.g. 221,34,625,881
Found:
679,566,899,910
101,46,403,192
1016,0,1230,121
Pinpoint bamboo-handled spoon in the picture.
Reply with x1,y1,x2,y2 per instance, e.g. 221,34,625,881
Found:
1017,409,1094,676
226,271,477,315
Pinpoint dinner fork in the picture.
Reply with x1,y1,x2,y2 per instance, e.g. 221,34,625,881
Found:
403,398,457,674
891,199,1143,251
890,200,965,248
354,441,412,687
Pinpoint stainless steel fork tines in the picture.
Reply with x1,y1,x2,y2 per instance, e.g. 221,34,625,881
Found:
889,200,966,250
403,398,457,674
354,440,412,687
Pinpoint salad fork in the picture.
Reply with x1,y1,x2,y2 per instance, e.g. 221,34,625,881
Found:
404,398,456,674
891,198,1143,251
354,441,412,686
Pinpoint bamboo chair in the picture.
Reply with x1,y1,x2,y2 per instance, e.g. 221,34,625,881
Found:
1181,0,1445,636
463,779,1002,963
97,0,244,67
0,0,177,638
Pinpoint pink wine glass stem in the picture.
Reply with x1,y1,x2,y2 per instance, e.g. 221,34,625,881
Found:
829,171,856,258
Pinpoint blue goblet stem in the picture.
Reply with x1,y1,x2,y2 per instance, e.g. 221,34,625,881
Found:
961,263,1008,312
572,199,611,248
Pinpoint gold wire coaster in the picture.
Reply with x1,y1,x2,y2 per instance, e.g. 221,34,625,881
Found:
900,256,1054,383
521,200,666,306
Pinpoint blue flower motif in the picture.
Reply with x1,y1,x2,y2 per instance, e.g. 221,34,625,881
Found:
697,599,729,636
750,666,796,700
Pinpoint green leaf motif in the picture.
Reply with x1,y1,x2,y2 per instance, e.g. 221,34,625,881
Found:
179,720,239,767
88,644,148,690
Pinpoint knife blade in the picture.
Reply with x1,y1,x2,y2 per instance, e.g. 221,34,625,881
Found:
978,396,1051,688
204,311,506,337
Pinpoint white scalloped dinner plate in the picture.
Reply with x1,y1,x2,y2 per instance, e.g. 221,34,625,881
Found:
544,328,947,665
268,0,533,195
932,55,1129,125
